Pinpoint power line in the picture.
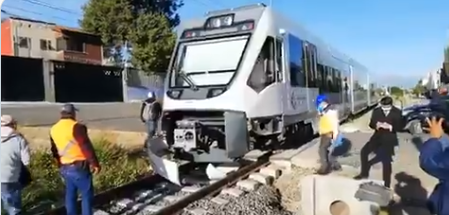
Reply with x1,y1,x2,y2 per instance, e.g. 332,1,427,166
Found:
19,0,81,16
3,4,76,22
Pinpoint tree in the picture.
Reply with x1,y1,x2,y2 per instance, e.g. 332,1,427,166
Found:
411,80,426,96
389,86,404,97
80,0,183,73
129,13,176,72
445,46,449,62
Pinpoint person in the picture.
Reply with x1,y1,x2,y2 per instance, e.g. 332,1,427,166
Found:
315,94,342,175
50,103,101,215
353,96,404,188
1,115,31,215
140,91,162,142
419,116,449,215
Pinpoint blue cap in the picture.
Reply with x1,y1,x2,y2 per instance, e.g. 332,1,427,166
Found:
61,103,78,113
315,94,328,107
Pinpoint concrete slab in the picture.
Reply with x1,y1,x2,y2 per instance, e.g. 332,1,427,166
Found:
249,172,273,185
188,208,210,215
244,149,266,161
221,187,245,197
300,174,381,215
116,198,134,208
290,142,321,169
211,196,229,205
181,186,201,193
143,205,164,213
237,179,260,191
259,164,283,179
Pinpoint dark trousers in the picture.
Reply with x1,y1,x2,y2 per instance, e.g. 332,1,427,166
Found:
359,142,392,188
60,164,94,215
318,135,339,168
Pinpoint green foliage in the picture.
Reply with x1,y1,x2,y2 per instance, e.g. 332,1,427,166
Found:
80,0,183,73
389,86,404,98
412,80,426,96
128,13,176,72
22,140,149,213
445,46,449,62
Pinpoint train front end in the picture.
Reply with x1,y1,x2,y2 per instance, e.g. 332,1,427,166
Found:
147,5,268,185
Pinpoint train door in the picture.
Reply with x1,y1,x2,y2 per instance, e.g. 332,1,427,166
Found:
349,65,355,113
275,37,285,112
286,34,308,115
303,42,318,111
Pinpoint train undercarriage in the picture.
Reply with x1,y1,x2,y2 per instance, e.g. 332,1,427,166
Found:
147,110,315,185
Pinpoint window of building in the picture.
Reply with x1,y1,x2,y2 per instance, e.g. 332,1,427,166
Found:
18,37,30,48
66,38,85,52
40,39,54,50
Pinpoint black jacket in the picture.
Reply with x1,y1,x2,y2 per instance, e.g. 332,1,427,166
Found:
367,106,405,157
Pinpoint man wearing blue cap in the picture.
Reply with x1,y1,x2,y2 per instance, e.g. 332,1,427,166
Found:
315,94,342,174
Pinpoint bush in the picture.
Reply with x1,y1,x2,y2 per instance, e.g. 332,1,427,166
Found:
22,139,149,212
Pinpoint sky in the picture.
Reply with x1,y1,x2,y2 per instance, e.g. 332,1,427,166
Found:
2,0,448,88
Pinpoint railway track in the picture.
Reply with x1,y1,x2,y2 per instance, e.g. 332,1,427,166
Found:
44,152,280,215
43,105,377,215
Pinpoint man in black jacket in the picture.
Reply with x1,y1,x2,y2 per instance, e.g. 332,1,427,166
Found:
353,96,404,188
140,92,162,142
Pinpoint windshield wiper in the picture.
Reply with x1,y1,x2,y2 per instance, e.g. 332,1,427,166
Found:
178,70,199,91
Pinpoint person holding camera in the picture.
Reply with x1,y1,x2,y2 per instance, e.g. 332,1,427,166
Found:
419,117,449,215
353,96,404,188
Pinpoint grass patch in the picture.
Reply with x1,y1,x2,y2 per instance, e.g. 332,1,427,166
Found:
21,138,149,213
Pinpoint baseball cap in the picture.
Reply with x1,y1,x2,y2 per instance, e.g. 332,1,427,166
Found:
1,115,15,126
61,103,79,113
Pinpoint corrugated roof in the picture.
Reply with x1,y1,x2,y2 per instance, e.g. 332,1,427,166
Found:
52,25,99,37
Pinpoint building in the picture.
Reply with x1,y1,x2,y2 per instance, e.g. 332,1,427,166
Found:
1,17,103,65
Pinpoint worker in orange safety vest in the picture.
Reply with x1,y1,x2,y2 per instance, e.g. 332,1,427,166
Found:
50,103,101,215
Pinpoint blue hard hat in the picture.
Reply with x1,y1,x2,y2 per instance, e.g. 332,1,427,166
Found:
315,94,328,107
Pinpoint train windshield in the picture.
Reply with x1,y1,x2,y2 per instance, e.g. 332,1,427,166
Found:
171,35,249,87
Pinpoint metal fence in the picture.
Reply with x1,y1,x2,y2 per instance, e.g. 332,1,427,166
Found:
126,69,166,101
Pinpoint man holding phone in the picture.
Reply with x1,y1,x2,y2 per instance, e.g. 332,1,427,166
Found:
353,96,405,188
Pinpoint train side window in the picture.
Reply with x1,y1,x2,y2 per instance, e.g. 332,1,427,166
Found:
309,46,318,88
317,64,324,93
288,35,305,87
247,37,275,92
275,38,284,82
335,69,342,92
303,43,317,88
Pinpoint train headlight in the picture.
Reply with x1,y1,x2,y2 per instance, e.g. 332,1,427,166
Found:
208,88,225,97
206,15,234,29
184,131,194,141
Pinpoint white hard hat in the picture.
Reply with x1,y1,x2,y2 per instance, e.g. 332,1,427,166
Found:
147,91,155,99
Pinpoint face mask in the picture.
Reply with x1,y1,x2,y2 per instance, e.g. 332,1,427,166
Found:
381,106,391,111
317,103,327,113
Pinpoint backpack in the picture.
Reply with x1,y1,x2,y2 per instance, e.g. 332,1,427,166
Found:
142,101,155,121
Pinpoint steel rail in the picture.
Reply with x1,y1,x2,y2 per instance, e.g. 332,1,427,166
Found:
152,152,272,215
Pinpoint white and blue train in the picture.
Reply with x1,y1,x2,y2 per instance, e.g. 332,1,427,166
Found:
149,3,379,184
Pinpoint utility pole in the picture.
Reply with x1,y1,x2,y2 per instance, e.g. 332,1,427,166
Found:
122,40,129,103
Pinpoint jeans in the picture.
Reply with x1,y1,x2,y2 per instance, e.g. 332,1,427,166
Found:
60,164,94,215
1,182,22,215
146,120,158,138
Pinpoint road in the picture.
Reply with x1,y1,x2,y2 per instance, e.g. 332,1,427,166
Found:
1,102,145,132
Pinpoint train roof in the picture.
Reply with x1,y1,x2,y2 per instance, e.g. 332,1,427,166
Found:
177,4,372,74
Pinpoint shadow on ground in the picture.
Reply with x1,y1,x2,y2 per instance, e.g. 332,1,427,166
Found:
388,172,431,215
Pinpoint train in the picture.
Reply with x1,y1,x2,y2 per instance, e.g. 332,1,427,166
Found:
148,3,379,185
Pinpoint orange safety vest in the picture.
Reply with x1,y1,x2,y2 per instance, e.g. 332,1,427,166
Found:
50,119,87,164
